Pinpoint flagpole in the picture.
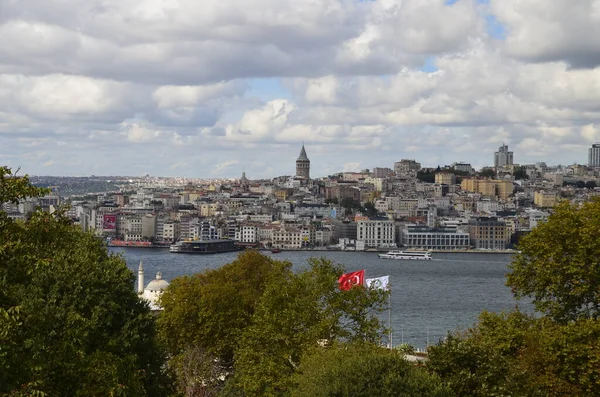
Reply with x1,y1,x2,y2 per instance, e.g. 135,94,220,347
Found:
388,283,392,349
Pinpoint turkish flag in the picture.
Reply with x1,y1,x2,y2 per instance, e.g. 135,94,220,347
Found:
338,270,365,291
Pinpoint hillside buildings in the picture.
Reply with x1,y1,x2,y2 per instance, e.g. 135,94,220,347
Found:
7,143,600,253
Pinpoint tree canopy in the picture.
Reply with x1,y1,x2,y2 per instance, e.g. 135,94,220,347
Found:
508,198,600,322
0,166,170,396
292,343,450,397
158,252,389,397
428,311,600,397
428,197,600,396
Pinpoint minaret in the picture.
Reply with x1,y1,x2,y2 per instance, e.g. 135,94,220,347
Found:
137,260,144,294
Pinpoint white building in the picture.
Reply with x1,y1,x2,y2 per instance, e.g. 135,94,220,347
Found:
235,225,258,243
357,220,396,249
402,226,470,250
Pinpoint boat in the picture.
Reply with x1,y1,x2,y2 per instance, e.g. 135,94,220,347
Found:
169,239,242,254
271,248,282,253
378,250,432,260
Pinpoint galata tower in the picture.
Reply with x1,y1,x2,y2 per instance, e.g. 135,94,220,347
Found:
296,144,310,179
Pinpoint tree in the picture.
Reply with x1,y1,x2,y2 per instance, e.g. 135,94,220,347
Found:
233,258,388,396
513,166,529,180
362,201,378,217
417,170,435,183
292,343,450,397
428,311,600,396
586,180,597,189
158,250,289,395
507,198,600,322
576,180,586,189
0,166,170,396
478,167,496,179
340,198,361,212
158,253,389,397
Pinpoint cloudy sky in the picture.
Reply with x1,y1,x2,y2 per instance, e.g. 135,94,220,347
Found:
2,0,600,178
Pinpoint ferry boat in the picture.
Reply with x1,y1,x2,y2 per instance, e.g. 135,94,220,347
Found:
378,250,432,260
169,239,242,254
270,248,282,254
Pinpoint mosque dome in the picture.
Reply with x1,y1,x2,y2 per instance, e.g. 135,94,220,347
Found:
145,271,170,292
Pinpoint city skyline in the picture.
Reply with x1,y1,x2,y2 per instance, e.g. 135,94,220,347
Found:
3,1,600,178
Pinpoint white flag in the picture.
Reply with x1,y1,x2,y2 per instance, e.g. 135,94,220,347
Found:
365,275,390,291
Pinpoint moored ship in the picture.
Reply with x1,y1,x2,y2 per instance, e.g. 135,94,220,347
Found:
169,239,242,254
378,250,432,260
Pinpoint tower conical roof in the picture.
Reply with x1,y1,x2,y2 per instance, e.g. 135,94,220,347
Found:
297,145,309,161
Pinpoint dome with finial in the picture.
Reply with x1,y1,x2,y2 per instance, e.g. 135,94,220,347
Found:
145,271,170,292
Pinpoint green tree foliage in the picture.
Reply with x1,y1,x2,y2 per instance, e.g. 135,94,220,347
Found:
363,201,378,217
158,250,289,374
416,170,436,183
576,180,586,189
158,253,389,397
0,166,170,396
428,311,600,396
291,343,450,397
508,199,600,322
478,167,496,179
513,166,529,180
586,180,597,189
340,198,362,213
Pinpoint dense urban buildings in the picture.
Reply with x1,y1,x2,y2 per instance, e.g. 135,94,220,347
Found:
5,143,600,252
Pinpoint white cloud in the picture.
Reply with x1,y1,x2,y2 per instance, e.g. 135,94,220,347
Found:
492,0,600,68
2,0,600,177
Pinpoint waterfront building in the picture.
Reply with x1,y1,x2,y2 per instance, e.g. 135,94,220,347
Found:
468,217,511,250
357,219,396,248
402,225,470,250
296,144,310,179
589,144,600,167
235,225,258,244
332,220,358,241
494,144,514,169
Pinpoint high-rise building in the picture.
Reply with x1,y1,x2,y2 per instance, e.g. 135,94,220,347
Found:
296,144,310,178
494,144,514,169
588,144,600,167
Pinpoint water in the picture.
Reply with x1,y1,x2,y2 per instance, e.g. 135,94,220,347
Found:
110,248,529,350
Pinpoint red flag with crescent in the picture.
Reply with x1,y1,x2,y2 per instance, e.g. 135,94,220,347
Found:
338,270,365,291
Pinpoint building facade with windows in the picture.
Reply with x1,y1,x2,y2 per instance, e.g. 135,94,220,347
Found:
357,219,396,248
402,226,470,250
468,217,511,250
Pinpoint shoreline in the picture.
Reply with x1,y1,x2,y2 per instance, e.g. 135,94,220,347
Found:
108,245,517,255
